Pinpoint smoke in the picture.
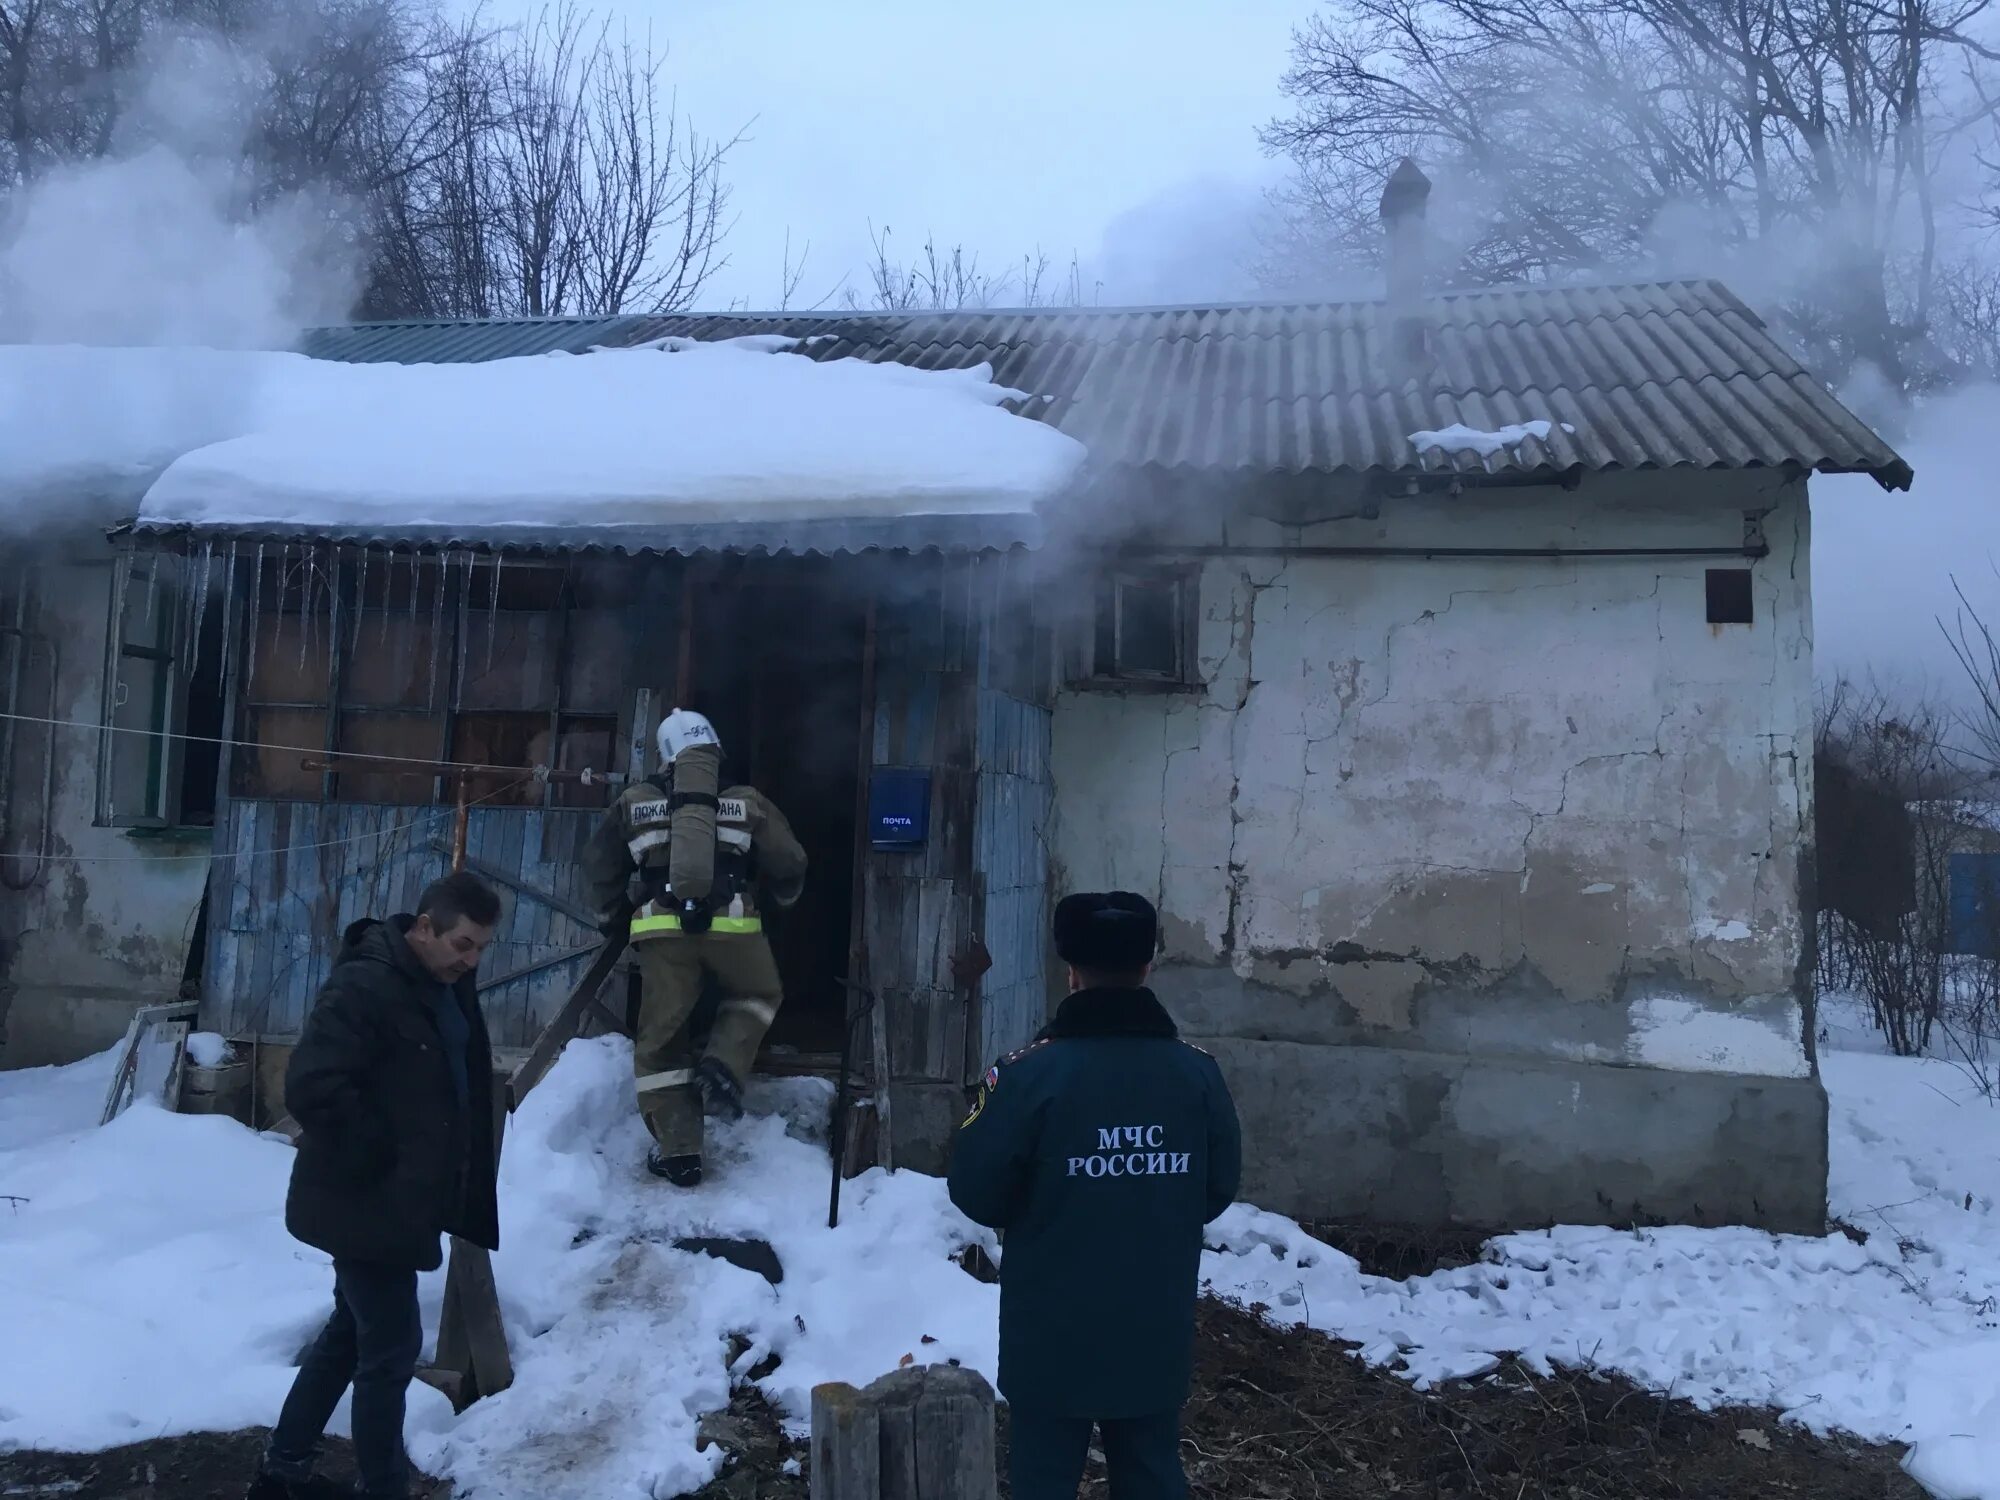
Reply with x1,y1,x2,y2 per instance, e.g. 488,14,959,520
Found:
0,25,364,533
1813,384,2000,711
0,28,362,350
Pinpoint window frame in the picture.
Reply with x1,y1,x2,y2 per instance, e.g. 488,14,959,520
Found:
228,551,626,810
99,552,190,829
1070,564,1202,692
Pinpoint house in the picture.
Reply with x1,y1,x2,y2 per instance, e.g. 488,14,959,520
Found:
0,175,1910,1233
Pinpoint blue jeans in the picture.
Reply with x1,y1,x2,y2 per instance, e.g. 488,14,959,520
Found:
265,1259,424,1498
1009,1409,1188,1500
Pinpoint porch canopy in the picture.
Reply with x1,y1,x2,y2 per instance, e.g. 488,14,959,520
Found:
89,335,1085,555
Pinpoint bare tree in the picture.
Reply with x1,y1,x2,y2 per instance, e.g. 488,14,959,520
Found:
365,3,733,318
845,222,1092,311
1816,677,1984,1055
0,1,734,321
1263,0,2000,392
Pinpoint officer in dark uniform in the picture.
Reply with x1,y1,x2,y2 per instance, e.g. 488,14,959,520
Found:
948,892,1242,1500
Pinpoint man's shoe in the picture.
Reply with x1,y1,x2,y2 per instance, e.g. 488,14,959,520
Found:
694,1057,745,1122
647,1150,703,1187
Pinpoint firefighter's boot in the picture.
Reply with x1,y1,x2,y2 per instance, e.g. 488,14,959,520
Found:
646,1150,704,1187
694,1056,745,1122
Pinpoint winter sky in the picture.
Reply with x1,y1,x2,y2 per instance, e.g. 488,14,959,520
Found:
479,0,1304,311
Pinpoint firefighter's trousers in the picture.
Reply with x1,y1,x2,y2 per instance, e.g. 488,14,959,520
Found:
631,932,784,1158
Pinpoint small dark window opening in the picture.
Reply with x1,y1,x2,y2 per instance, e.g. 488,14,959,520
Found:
1095,573,1187,682
1706,568,1754,626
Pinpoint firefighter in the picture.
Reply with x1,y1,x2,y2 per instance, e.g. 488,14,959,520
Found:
583,708,806,1186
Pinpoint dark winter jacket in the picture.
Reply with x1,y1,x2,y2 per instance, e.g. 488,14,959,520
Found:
946,986,1242,1419
283,916,499,1272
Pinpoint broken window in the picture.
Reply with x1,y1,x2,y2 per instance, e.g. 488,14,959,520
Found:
223,551,625,808
1706,568,1754,626
233,551,336,802
101,553,227,827
1082,569,1196,686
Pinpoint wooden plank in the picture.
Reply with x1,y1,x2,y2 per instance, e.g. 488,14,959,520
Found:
508,931,628,1107
809,1383,880,1500
869,1363,998,1500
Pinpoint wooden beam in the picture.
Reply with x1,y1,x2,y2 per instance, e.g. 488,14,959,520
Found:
435,1077,515,1403
475,943,599,997
848,595,890,1171
507,931,628,1109
427,840,601,929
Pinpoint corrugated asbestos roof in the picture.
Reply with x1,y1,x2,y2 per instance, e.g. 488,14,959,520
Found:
296,280,1913,491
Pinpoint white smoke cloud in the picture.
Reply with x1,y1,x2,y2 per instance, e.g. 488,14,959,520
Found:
1814,384,2000,710
0,27,360,350
0,26,362,531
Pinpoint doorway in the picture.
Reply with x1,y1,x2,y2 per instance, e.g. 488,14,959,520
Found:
680,559,867,1060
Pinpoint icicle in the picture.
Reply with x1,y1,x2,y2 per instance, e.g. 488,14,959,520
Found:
246,542,265,692
379,547,394,647
191,542,213,666
297,543,312,673
352,547,370,657
178,552,197,671
327,548,343,682
427,551,447,712
142,549,160,629
486,549,503,668
219,541,240,693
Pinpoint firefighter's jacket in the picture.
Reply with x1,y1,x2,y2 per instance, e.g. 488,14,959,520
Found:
582,779,807,940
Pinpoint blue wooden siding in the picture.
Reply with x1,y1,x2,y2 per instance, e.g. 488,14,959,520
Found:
975,687,1052,1063
1949,852,2000,957
203,799,603,1048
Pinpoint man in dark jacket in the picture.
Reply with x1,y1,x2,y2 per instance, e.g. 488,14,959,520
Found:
248,872,503,1500
947,892,1242,1500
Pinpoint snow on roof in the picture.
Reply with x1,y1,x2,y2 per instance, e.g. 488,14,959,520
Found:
1408,419,1577,461
0,338,1086,546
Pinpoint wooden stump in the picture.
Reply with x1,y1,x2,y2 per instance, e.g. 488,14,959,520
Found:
810,1364,997,1500
810,1382,881,1500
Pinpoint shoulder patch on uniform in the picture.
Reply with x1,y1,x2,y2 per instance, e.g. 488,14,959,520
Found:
959,1064,1001,1129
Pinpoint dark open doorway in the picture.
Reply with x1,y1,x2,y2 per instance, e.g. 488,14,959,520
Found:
682,559,866,1061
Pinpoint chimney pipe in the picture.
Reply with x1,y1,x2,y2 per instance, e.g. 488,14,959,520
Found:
1380,157,1432,373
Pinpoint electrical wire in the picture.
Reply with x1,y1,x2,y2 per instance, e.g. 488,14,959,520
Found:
0,706,562,773
0,773,545,867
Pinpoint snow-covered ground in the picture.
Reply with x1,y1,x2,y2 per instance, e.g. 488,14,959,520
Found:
2,1021,1997,1499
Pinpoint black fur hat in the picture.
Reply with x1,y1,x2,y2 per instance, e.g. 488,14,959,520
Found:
1053,891,1159,972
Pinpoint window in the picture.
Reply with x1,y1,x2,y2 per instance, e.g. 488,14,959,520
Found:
227,551,626,809
101,554,227,828
1706,568,1754,626
1078,568,1197,687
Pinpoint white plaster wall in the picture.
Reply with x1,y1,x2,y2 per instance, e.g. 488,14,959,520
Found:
1050,470,1817,1079
0,547,209,1066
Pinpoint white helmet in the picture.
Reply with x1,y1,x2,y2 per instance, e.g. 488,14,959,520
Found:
657,708,720,763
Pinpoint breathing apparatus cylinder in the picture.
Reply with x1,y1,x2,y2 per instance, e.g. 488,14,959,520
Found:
658,709,722,933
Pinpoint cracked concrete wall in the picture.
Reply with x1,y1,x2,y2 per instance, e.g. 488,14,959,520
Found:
1051,471,1818,1084
1,551,208,1068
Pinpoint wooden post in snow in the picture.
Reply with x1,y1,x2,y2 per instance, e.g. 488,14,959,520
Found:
810,1364,997,1500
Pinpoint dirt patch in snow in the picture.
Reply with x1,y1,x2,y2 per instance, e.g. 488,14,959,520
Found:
0,1304,1923,1499
1021,1297,1928,1499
